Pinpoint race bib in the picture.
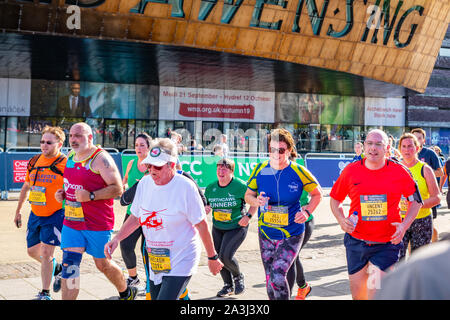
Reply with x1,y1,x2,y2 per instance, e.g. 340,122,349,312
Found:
28,186,47,206
263,205,289,227
214,209,232,222
65,200,85,221
360,194,388,221
148,248,171,274
399,196,408,217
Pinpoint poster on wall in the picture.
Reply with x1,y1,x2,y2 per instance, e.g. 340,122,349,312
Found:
364,97,405,126
0,78,31,116
159,86,275,123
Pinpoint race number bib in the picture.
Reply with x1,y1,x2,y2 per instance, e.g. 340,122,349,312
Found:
360,195,388,221
214,209,232,222
399,196,408,217
263,205,289,227
148,248,171,274
28,186,47,206
65,200,85,222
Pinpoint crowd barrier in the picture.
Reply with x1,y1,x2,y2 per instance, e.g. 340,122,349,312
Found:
1,149,447,199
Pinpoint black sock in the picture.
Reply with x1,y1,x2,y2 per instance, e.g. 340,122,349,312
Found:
119,287,130,299
41,289,50,295
54,263,62,275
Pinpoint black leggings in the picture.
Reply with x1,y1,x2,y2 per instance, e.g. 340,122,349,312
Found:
120,213,145,270
287,218,315,290
149,276,191,300
212,225,248,285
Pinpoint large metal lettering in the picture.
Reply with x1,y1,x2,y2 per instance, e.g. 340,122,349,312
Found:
394,5,424,48
198,0,244,24
250,0,287,30
293,0,330,34
130,0,185,18
327,0,353,38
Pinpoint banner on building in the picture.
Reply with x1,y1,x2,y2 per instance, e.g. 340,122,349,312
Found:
0,78,31,116
159,87,275,122
364,98,405,126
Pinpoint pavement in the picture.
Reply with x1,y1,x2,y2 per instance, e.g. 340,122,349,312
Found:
0,190,449,301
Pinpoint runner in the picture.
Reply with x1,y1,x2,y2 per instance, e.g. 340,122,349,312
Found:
411,128,443,242
245,128,323,300
330,129,423,300
120,133,151,289
204,158,257,297
352,142,364,162
14,126,67,300
398,133,440,259
105,138,223,300
54,122,137,300
439,157,450,209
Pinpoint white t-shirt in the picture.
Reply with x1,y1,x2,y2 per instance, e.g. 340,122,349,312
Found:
130,173,206,284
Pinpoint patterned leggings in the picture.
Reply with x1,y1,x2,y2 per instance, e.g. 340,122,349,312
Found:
399,215,433,259
258,231,304,300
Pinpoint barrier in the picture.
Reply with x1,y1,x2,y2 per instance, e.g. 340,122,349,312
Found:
304,153,355,188
104,148,122,176
0,150,5,200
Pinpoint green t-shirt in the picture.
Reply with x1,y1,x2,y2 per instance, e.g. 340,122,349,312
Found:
126,159,146,215
205,177,247,230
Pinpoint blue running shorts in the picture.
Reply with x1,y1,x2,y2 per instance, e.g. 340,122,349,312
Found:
60,225,112,259
26,209,64,248
344,233,403,275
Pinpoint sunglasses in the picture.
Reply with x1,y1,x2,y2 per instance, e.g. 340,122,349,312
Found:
40,140,57,145
146,164,165,171
270,147,287,154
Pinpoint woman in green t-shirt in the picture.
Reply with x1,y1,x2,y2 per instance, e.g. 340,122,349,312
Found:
204,158,257,297
120,133,151,288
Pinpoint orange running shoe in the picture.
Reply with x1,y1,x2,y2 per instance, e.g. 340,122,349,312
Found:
295,283,311,300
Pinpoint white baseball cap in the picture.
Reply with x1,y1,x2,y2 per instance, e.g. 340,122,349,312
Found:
141,146,177,167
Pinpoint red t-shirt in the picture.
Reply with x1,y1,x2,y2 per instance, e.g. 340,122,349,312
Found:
330,159,418,243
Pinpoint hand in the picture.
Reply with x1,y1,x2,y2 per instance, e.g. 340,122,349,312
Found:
55,189,65,203
294,208,309,224
104,238,119,260
238,215,250,227
390,222,406,244
14,212,22,228
256,192,269,207
339,216,356,234
208,259,224,276
205,205,212,215
75,189,90,202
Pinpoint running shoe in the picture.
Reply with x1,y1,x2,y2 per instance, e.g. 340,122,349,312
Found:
35,291,52,300
233,274,245,295
216,284,234,297
126,276,141,287
52,259,62,293
179,288,190,300
295,283,311,300
119,286,138,300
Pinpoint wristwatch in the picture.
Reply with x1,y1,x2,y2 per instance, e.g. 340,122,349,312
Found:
89,191,95,201
245,212,253,219
304,208,311,218
208,254,219,261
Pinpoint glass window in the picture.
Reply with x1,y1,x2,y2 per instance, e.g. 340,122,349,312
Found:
225,122,259,153
321,95,344,125
30,80,58,117
299,94,321,124
29,118,58,147
321,124,344,153
104,119,127,150
202,121,224,152
6,117,29,149
136,120,158,139
0,117,6,151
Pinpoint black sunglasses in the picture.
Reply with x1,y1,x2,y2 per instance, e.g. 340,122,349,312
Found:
40,140,57,145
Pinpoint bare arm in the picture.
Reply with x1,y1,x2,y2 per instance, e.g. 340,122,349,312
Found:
75,151,123,202
295,185,323,224
14,181,31,227
434,167,444,178
330,197,355,234
422,165,441,209
195,219,223,275
104,214,140,259
122,160,134,189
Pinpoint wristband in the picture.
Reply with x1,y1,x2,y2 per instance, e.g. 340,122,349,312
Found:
304,208,311,218
245,212,253,219
208,254,219,261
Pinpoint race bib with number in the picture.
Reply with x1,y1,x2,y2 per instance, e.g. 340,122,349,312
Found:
263,205,289,227
65,200,85,222
213,209,232,222
28,186,47,206
399,196,408,217
360,194,388,221
148,248,171,274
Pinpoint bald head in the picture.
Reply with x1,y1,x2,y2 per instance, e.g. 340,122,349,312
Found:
72,122,93,136
69,122,94,154
366,129,389,146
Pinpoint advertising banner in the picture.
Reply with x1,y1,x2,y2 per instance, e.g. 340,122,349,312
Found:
159,87,275,123
0,78,31,116
364,97,405,127
13,160,28,183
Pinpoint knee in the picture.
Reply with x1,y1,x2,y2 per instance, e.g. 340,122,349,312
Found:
61,250,83,279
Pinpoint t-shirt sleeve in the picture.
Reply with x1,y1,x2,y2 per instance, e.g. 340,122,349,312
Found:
184,179,206,226
295,165,319,193
246,163,261,191
427,150,442,170
330,165,350,201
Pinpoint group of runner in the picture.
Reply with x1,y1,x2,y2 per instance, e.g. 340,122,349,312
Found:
13,123,448,300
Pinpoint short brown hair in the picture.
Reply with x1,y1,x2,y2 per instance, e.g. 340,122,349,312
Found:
399,133,420,149
217,158,235,173
411,128,426,138
269,128,295,151
42,125,65,143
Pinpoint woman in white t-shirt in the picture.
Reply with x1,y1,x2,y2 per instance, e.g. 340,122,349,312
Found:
105,138,223,300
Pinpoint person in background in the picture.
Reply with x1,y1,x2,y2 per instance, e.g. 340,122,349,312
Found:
352,142,364,162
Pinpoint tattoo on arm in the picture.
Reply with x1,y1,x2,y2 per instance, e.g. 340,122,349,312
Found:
102,156,111,169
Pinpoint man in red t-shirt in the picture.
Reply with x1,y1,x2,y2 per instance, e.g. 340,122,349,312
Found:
330,129,423,300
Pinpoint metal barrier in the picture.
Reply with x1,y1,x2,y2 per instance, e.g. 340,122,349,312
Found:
304,153,355,188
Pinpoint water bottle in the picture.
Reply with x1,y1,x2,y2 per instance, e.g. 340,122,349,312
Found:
259,192,268,213
349,211,358,227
